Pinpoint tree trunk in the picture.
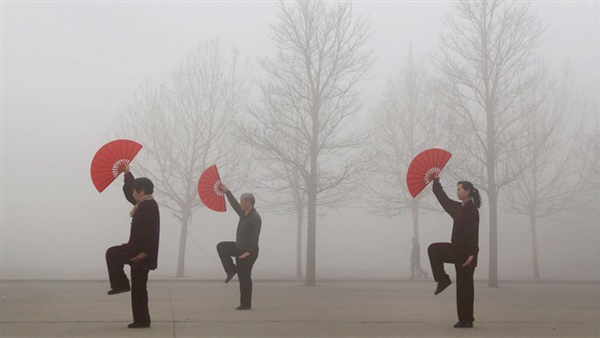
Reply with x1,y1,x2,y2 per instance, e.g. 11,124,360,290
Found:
530,213,540,279
305,133,318,285
488,190,498,288
176,212,190,277
487,100,499,288
306,106,319,286
296,208,303,278
306,183,317,286
411,202,419,240
306,142,318,285
411,203,420,279
306,94,319,286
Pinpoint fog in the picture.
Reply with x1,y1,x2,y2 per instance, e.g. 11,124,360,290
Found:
2,1,599,282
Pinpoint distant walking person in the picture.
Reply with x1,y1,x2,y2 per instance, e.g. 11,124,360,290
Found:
105,165,160,329
410,238,428,279
217,184,261,310
428,174,480,328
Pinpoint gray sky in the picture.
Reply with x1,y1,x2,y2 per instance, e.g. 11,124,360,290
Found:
1,1,598,280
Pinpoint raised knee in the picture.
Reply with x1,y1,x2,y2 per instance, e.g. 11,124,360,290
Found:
428,243,438,254
106,246,117,258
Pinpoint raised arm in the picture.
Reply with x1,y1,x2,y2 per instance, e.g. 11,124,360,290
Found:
223,188,243,217
432,177,461,218
123,170,136,206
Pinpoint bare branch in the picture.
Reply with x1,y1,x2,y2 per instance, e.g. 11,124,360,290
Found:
116,38,250,277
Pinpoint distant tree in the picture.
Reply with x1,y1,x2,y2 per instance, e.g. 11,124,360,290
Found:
434,0,544,287
119,38,249,277
504,69,586,279
367,46,443,247
248,140,308,278
573,107,600,217
239,0,373,286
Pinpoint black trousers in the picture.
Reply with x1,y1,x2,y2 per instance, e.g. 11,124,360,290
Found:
217,241,259,307
106,245,151,325
428,242,475,323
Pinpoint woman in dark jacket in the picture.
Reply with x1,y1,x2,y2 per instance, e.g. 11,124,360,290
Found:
105,165,160,329
428,174,480,329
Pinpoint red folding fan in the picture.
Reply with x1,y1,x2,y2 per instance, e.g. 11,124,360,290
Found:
406,148,452,198
90,139,143,193
198,164,226,212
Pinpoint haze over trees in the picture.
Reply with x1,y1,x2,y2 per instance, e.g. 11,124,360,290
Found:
238,0,374,285
119,38,250,277
108,0,598,284
504,69,588,279
433,0,545,287
366,47,443,248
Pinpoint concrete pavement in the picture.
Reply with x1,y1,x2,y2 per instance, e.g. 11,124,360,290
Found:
1,280,599,337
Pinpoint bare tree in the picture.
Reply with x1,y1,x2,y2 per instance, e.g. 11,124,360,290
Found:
579,103,600,185
239,0,373,286
249,145,308,278
367,46,442,255
434,0,544,287
505,69,586,279
119,38,249,277
573,106,600,216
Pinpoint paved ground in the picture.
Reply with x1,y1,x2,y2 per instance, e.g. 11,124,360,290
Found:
1,279,599,337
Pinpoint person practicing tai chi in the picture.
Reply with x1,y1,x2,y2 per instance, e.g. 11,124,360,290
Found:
217,184,261,310
428,173,480,329
105,165,160,329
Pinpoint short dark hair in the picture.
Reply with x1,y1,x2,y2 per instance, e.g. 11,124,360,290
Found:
241,193,255,206
132,177,154,195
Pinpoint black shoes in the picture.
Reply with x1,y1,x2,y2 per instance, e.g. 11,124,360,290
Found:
225,272,237,283
107,287,130,295
453,321,473,328
434,279,452,295
236,305,251,310
127,322,150,329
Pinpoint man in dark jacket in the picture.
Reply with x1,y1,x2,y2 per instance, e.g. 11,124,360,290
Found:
105,165,160,328
217,184,261,310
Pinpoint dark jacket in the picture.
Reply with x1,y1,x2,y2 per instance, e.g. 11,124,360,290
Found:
123,172,160,270
225,191,261,253
432,178,479,266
